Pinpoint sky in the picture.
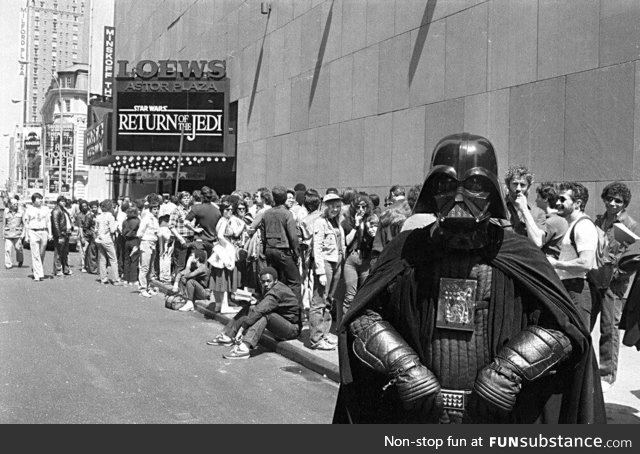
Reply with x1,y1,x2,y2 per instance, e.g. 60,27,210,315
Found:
0,0,25,189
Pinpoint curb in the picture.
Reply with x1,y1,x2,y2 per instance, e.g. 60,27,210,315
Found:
152,280,341,383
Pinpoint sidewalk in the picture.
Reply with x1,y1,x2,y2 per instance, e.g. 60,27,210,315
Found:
152,280,340,383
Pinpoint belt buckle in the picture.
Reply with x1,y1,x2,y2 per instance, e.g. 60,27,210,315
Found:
441,389,471,411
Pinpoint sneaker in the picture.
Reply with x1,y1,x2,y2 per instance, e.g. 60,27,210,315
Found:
324,335,338,346
64,270,73,276
223,346,250,359
178,301,195,312
310,339,336,351
140,290,152,298
101,279,110,285
206,334,234,346
81,268,87,273
112,280,124,286
56,272,64,277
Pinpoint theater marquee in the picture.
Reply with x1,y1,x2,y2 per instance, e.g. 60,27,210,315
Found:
113,59,229,157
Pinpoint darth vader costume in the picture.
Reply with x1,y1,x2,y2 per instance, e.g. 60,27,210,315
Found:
333,133,605,424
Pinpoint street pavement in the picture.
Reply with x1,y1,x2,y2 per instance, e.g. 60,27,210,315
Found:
0,249,338,424
2,243,640,424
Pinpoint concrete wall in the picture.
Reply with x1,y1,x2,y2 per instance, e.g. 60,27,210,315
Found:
114,0,640,218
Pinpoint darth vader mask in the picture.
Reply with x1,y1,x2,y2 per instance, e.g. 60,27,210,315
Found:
414,133,507,240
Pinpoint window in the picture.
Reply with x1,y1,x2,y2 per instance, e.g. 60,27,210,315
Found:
72,52,77,60
65,99,70,112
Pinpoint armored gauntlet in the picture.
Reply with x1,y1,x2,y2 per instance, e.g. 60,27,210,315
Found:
350,312,441,410
474,325,573,413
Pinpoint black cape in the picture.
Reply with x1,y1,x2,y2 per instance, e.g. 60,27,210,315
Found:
333,224,605,424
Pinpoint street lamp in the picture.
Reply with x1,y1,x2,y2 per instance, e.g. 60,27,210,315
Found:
19,60,65,198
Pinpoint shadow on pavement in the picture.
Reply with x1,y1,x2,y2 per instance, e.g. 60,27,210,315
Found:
605,402,640,424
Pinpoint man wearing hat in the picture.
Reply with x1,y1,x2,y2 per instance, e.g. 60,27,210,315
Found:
206,267,302,359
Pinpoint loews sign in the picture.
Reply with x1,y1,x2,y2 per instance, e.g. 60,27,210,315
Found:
114,59,229,156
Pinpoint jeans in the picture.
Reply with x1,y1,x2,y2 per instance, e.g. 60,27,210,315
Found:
123,239,140,284
53,235,70,274
116,234,125,278
172,239,192,274
138,240,157,290
590,287,624,384
309,259,342,345
28,230,48,279
97,240,119,282
342,251,371,316
265,247,302,303
223,305,300,348
4,237,24,268
181,278,209,302
562,278,592,330
84,239,98,274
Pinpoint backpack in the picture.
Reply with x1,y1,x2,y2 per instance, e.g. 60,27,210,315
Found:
570,216,613,289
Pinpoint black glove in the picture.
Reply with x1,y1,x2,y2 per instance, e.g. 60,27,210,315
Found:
350,314,441,414
474,325,572,414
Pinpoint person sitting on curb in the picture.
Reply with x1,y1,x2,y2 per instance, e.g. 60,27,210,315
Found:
172,248,211,312
206,267,302,360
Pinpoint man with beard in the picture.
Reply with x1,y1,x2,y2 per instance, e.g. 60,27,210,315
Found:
548,182,598,330
332,133,605,424
504,165,547,247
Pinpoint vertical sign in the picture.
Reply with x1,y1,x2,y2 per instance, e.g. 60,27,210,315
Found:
19,8,27,76
103,26,115,98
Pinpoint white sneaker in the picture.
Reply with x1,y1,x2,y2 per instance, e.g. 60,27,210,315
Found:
140,290,152,298
178,301,195,312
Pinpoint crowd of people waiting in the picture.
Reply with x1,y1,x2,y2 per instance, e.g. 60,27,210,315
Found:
3,169,639,378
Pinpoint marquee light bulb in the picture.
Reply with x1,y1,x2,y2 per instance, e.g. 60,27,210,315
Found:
221,157,226,162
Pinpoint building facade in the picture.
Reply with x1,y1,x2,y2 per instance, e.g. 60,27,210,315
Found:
113,0,640,218
21,0,87,125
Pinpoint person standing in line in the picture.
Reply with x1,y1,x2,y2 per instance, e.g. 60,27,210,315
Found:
83,201,100,274
211,200,242,314
75,200,89,273
548,182,598,329
341,195,378,317
115,200,130,279
308,192,346,351
299,190,322,321
137,200,160,298
169,191,194,276
260,186,302,304
592,182,640,392
51,195,74,276
534,182,569,260
3,198,24,269
184,186,221,257
504,165,547,246
23,193,51,282
121,205,141,286
95,199,124,286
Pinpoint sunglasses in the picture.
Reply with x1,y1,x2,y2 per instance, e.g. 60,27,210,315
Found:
605,196,624,204
237,207,246,211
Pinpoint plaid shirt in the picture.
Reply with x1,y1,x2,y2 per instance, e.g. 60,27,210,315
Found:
169,205,194,239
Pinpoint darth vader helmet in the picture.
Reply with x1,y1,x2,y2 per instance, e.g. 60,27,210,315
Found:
414,133,507,232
